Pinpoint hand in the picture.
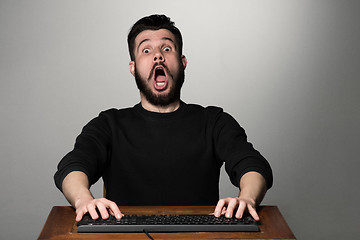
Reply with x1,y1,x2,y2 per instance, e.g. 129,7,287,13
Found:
213,197,260,221
74,197,124,222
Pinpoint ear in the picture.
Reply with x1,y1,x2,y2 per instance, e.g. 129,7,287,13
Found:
129,61,135,76
181,55,187,70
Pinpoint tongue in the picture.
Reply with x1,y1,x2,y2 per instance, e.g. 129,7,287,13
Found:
156,75,166,82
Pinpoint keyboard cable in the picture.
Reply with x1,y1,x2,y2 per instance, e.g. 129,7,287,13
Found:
143,229,155,240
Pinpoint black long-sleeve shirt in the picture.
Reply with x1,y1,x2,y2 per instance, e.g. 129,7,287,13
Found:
54,102,273,205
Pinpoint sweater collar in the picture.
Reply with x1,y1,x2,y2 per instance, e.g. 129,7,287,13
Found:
134,101,186,120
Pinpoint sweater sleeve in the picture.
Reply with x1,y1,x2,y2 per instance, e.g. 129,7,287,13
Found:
212,109,273,190
54,111,113,192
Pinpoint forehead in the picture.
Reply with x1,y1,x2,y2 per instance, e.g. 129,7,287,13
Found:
135,29,176,48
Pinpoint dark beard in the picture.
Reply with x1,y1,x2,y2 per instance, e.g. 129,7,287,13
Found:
134,62,185,107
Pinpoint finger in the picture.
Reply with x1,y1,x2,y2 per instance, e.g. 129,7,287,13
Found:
107,201,123,220
96,202,109,219
213,199,226,217
75,208,87,222
87,204,99,220
225,198,238,218
235,200,247,219
221,207,227,215
247,204,260,221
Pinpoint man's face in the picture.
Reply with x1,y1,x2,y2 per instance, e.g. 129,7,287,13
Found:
129,29,187,106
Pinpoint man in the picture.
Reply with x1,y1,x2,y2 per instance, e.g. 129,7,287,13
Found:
54,14,273,223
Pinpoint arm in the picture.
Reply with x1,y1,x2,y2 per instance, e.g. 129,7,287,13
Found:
62,171,123,221
213,171,267,221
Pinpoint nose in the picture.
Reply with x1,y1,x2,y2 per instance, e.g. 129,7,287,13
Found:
153,50,164,62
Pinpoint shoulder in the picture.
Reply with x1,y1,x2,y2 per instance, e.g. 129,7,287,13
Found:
187,103,241,126
85,106,137,128
183,103,236,128
98,105,139,119
185,103,224,115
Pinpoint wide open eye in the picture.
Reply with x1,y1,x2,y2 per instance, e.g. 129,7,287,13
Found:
163,47,171,52
143,48,150,54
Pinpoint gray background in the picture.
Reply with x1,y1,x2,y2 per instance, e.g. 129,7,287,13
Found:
1,0,359,239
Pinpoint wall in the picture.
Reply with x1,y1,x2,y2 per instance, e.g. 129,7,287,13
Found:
0,0,359,239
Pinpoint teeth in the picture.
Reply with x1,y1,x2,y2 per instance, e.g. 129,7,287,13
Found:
156,82,165,86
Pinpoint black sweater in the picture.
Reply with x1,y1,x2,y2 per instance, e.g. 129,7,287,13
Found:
54,102,272,205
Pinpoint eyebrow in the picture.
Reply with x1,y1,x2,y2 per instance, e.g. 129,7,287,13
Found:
137,37,175,52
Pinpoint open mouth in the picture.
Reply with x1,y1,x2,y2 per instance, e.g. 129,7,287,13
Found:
153,66,167,90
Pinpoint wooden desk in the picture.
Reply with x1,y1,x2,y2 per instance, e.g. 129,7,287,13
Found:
38,205,296,240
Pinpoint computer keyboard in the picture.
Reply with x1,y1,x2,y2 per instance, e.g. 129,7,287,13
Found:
77,213,259,232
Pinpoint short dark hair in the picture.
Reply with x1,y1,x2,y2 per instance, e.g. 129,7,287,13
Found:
127,14,183,61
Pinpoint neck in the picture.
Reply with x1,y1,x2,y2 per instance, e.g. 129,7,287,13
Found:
140,95,180,113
